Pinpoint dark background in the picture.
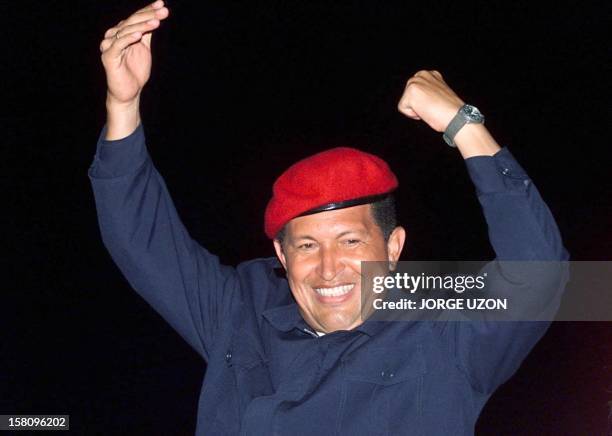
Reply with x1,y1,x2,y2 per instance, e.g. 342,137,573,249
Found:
3,0,611,434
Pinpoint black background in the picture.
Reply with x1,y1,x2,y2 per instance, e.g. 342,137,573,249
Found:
3,0,611,434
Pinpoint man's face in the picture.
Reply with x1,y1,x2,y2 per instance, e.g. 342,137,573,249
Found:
273,204,405,333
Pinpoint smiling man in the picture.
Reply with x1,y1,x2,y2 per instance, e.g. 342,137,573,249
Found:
90,2,568,435
273,202,404,334
268,147,405,335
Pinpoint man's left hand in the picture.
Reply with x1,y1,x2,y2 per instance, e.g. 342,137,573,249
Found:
397,70,501,158
397,70,465,133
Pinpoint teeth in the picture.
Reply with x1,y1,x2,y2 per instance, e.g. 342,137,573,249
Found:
314,284,355,297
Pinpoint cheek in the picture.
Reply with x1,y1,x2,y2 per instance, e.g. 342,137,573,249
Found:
346,257,363,275
364,243,390,261
348,245,387,268
286,257,315,287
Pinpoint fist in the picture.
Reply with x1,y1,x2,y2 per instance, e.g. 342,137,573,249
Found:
397,70,465,132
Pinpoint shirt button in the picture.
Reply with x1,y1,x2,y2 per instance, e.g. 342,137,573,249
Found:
225,351,232,363
501,168,510,175
381,370,395,381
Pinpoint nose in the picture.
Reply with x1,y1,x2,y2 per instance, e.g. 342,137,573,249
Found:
317,246,344,281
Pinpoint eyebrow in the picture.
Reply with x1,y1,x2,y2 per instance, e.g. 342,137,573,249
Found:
292,229,367,242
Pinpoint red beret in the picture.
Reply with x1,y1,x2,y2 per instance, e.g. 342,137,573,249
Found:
264,147,398,239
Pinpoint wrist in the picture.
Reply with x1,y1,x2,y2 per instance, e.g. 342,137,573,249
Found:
105,92,140,113
105,95,141,140
454,124,501,159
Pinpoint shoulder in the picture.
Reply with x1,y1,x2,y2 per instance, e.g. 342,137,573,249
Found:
236,256,283,277
236,256,292,312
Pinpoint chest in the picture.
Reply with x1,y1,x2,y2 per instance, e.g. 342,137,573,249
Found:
210,325,431,435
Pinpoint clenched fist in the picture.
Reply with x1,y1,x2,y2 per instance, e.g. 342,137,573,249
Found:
397,70,465,133
397,70,500,158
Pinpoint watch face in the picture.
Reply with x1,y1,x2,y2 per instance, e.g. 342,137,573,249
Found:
461,105,484,123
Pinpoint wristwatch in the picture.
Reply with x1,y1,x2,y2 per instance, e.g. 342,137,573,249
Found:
443,104,485,147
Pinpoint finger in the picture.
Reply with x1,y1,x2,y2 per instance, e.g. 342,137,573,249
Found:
135,0,164,15
105,31,144,58
104,26,120,39
397,100,421,119
123,6,169,28
404,76,424,89
141,32,153,49
430,70,447,85
102,14,160,48
414,70,441,83
404,110,421,120
114,19,160,39
100,37,113,53
104,5,167,39
397,93,420,117
100,27,153,53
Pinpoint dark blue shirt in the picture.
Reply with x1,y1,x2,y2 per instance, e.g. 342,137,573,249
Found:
89,124,569,435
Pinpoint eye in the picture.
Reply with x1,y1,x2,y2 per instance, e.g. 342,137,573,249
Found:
298,242,316,250
344,239,361,247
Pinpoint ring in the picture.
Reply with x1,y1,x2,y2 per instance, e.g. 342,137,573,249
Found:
115,32,120,40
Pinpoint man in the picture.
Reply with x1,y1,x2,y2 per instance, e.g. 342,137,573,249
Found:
91,1,568,434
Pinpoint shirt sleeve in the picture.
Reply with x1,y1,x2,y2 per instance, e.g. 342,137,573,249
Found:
439,147,570,394
464,147,569,261
88,124,239,362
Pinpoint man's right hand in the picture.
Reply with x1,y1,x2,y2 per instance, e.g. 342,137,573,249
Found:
99,1,169,139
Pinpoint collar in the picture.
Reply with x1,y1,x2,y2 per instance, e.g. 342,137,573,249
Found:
262,301,388,337
262,302,305,333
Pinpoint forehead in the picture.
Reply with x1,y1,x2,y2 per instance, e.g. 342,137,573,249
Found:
286,204,377,238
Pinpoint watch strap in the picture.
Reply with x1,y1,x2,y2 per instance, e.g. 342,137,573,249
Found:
442,111,468,147
443,104,485,147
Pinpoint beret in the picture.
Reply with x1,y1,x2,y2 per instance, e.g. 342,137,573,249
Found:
264,147,398,239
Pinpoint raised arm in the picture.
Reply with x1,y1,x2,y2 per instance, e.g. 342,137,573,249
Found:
90,1,239,361
397,71,569,393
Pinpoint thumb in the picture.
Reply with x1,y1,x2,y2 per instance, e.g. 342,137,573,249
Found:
142,32,153,49
397,101,421,120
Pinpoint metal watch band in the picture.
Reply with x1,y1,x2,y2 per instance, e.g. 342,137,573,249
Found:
443,104,485,147
442,110,468,147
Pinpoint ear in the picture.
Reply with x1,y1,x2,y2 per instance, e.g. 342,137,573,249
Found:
273,239,288,270
386,226,406,265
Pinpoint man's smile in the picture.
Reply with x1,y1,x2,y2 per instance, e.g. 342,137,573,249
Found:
312,283,356,302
